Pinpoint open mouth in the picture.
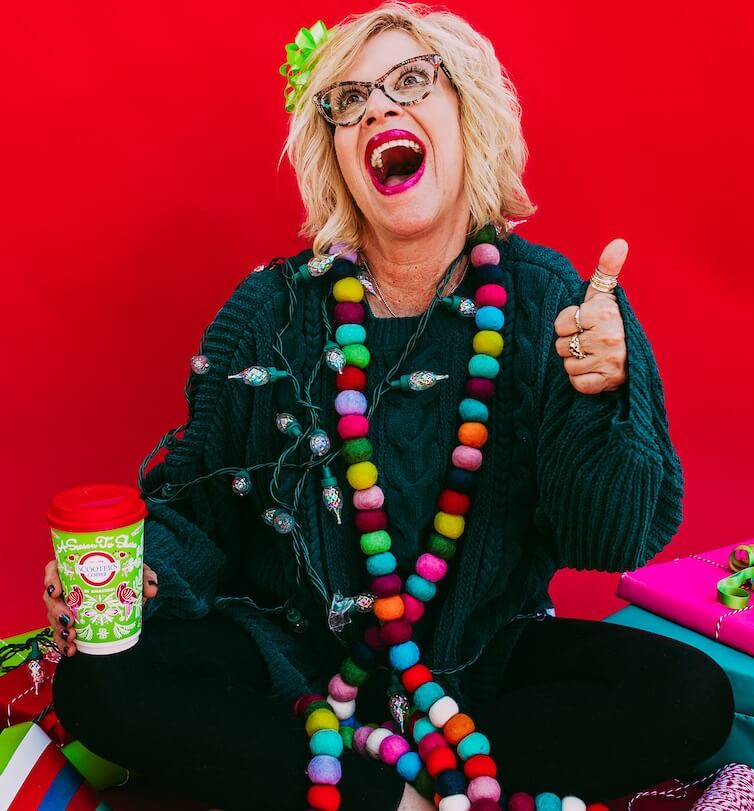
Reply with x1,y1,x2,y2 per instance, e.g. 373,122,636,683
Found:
365,129,427,196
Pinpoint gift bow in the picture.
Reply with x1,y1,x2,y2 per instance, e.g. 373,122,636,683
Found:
717,544,754,609
279,20,330,113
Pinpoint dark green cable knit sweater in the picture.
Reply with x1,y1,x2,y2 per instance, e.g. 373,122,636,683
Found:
139,232,683,719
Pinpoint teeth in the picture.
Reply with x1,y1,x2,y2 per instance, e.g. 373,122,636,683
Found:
369,138,423,169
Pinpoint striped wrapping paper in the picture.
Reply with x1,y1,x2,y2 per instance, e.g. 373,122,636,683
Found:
0,721,109,810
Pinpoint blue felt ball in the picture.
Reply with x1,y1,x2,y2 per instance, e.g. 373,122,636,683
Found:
468,354,500,379
350,641,377,670
458,398,489,423
366,551,397,577
412,717,438,743
535,793,561,811
389,640,420,671
335,323,367,347
447,468,476,493
330,259,357,280
339,715,358,728
414,681,445,712
396,751,423,782
475,305,505,331
406,574,437,602
435,769,467,797
310,729,344,757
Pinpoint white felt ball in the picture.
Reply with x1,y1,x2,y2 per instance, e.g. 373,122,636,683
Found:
438,795,471,811
326,696,356,720
562,797,587,811
428,695,460,728
365,727,392,760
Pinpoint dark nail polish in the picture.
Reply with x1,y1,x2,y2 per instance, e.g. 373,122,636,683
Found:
61,629,70,640
148,580,158,586
63,645,69,655
59,614,70,626
46,584,55,595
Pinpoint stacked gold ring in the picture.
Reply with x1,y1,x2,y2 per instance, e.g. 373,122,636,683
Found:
589,266,619,293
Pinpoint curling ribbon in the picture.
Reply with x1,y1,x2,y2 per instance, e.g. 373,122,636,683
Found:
717,545,754,609
691,763,754,810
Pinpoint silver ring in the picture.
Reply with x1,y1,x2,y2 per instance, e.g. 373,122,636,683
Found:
568,333,587,359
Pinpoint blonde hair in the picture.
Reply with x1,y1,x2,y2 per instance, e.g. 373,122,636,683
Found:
282,2,536,255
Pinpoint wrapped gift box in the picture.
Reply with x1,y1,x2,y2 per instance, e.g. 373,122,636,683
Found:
1,627,57,730
615,542,754,657
604,605,754,776
0,720,109,810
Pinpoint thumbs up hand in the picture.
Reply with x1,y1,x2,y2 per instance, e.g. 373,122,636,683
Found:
553,239,629,394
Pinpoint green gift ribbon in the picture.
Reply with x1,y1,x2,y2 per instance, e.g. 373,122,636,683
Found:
279,20,330,113
717,544,754,609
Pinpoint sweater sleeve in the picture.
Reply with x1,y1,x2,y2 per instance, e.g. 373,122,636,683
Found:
139,271,265,622
532,255,684,573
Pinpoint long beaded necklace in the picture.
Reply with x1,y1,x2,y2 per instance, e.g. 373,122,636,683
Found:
296,227,587,811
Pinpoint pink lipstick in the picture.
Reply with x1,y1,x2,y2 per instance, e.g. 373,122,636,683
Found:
364,128,427,196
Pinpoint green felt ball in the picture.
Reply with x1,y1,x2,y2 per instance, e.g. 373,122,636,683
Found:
343,344,371,368
414,768,435,799
427,533,457,559
341,438,373,464
341,657,369,686
340,726,355,749
469,223,497,245
303,699,332,719
360,530,392,555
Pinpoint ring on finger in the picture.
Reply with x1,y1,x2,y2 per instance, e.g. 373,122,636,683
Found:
568,333,587,360
574,306,584,334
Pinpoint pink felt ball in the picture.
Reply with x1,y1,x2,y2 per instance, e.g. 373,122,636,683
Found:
470,802,506,811
379,734,411,765
353,485,385,510
354,509,388,533
465,378,496,402
470,243,500,268
328,674,358,703
353,725,374,754
452,445,483,471
507,792,536,811
338,414,369,440
371,574,402,596
416,553,448,583
335,390,368,416
381,619,413,645
401,593,425,623
467,777,501,803
417,732,447,759
365,625,388,652
334,301,364,325
475,283,508,308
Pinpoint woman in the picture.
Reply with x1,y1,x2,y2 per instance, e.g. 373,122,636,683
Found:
46,3,734,810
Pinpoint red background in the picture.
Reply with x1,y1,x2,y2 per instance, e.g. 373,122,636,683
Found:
2,1,752,639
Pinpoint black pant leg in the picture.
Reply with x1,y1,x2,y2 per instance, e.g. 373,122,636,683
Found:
483,616,734,802
52,613,405,811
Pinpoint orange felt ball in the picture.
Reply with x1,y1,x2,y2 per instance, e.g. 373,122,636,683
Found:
443,713,475,745
373,594,404,621
458,422,489,448
426,745,456,777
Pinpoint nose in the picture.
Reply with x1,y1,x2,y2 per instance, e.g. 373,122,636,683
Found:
363,86,402,127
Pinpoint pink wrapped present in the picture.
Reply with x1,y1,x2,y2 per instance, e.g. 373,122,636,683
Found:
616,541,754,657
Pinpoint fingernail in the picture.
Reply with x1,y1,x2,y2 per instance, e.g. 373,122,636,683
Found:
63,645,69,655
148,580,158,586
61,629,70,640
46,584,55,595
59,614,70,626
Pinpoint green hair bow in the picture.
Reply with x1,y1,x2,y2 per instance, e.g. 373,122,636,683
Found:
279,20,331,114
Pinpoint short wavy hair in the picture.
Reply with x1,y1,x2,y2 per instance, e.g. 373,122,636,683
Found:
282,2,536,255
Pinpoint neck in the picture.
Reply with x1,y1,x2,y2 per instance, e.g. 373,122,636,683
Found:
359,214,471,317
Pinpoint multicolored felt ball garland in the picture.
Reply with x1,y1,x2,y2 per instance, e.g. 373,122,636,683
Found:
296,231,586,810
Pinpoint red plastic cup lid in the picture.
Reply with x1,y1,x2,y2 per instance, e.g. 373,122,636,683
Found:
46,483,147,533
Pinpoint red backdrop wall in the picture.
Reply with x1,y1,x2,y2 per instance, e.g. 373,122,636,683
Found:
2,1,752,639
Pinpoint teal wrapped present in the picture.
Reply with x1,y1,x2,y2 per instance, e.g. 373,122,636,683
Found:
604,605,754,775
